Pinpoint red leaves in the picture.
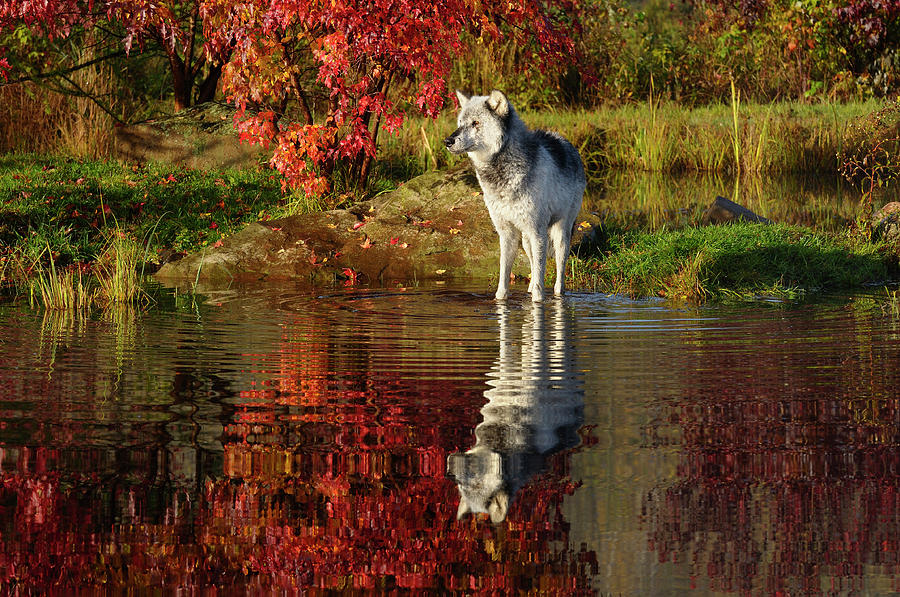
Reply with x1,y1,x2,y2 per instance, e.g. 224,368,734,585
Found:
200,0,582,196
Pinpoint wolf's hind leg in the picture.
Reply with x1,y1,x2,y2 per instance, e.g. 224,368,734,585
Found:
549,219,572,296
522,234,536,294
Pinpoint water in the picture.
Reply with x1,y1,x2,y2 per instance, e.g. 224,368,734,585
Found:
2,284,900,594
594,171,860,231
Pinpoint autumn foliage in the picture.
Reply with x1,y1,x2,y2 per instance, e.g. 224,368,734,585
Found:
0,0,582,196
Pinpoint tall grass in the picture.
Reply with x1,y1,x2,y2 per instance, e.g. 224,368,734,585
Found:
94,230,147,306
632,78,674,171
0,44,122,157
377,100,881,184
29,249,94,311
730,80,741,176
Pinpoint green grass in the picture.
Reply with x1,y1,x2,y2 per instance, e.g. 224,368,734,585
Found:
0,154,287,267
569,222,891,302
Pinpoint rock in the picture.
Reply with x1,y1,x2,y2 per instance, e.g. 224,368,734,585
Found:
113,102,267,170
701,196,771,225
872,201,900,244
154,169,601,289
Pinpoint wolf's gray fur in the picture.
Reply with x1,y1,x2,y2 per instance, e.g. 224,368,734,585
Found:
446,301,584,523
444,90,586,302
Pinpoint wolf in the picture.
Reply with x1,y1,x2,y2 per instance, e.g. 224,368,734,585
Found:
443,90,586,302
446,301,584,523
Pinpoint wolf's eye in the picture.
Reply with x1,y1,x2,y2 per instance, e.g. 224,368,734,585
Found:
471,120,480,128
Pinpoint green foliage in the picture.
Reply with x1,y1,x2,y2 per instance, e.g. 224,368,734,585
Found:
839,99,900,212
0,155,286,266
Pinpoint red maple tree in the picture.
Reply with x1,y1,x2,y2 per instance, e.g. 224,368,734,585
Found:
200,0,583,195
0,0,227,111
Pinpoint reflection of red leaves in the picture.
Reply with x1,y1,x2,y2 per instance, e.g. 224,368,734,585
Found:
342,267,359,285
308,251,324,266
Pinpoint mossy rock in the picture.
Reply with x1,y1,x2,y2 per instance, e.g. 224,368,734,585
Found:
154,169,597,289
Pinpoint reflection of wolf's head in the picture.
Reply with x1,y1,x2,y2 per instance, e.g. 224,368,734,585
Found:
447,301,584,523
443,90,522,161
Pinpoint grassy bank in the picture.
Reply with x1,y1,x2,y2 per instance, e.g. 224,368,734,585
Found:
0,154,290,307
566,222,892,302
2,99,897,307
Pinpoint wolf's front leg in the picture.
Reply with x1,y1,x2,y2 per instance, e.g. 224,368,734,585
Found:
495,228,520,300
526,233,547,302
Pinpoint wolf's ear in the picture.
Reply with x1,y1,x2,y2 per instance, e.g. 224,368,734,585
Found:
455,89,470,107
456,499,472,520
488,491,509,524
486,90,509,118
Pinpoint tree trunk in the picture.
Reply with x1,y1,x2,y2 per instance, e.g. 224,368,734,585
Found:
196,63,222,104
168,51,192,112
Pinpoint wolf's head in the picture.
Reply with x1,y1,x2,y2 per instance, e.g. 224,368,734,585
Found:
443,90,517,161
447,447,510,524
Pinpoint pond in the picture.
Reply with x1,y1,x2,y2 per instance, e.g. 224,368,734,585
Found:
3,283,900,593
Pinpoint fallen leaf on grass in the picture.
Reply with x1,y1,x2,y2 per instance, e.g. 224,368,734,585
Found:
360,236,373,249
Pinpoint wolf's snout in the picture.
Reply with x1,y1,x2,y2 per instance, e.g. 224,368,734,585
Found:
443,134,456,149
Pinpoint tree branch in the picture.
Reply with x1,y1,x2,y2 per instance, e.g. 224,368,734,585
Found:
1,50,127,86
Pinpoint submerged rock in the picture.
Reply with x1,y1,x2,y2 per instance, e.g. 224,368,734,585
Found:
155,169,597,288
701,196,772,225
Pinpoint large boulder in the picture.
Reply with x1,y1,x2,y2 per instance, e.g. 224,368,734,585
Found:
154,169,599,288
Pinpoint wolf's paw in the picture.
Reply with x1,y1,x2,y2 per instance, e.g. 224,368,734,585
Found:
494,289,508,301
530,287,545,302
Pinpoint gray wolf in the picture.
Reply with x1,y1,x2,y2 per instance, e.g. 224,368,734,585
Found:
443,90,586,302
446,301,584,523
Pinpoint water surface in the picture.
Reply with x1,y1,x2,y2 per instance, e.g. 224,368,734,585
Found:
2,285,900,594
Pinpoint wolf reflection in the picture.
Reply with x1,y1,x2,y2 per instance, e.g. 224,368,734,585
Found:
447,300,584,523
